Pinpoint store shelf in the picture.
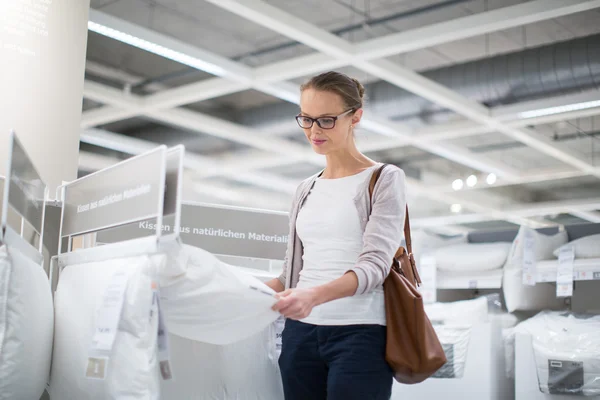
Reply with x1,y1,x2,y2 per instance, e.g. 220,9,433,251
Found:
437,270,503,290
536,259,600,283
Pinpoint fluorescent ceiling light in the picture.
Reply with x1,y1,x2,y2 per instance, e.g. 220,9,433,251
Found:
450,204,462,213
88,21,226,76
518,99,600,119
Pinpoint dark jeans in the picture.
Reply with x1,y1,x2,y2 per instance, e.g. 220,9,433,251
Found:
278,319,393,400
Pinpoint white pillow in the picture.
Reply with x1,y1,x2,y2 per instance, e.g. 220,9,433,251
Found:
434,242,511,272
425,297,489,325
553,234,600,259
411,230,468,258
49,254,164,400
158,244,280,346
160,329,284,399
0,245,54,400
506,226,568,269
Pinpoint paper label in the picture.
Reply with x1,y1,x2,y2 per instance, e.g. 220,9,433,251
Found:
85,357,108,380
522,228,537,286
418,254,437,303
468,280,477,289
556,246,575,298
275,316,285,357
154,287,172,380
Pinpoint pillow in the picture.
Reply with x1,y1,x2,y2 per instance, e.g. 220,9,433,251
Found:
49,254,164,400
0,245,54,400
158,244,280,346
425,297,489,325
434,242,511,272
506,227,568,269
411,230,468,259
160,329,284,399
553,234,600,259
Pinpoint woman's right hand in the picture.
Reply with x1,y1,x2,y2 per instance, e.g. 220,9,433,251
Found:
265,278,285,293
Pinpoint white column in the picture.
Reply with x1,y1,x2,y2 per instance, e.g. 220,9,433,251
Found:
0,0,90,191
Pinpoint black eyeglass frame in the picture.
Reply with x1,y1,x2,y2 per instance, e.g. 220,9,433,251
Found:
295,109,355,129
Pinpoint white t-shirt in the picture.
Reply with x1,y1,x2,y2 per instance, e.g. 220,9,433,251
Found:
295,167,386,326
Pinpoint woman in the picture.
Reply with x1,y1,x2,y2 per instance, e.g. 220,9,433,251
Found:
264,71,407,400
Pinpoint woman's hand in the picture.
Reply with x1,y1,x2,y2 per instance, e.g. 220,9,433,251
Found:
272,288,320,320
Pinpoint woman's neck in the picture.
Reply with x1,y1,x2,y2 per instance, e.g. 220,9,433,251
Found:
322,147,376,179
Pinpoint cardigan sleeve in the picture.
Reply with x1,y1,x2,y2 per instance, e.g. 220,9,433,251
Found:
349,167,407,295
277,181,304,287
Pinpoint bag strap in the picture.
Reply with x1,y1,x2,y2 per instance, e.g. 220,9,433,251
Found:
368,164,412,256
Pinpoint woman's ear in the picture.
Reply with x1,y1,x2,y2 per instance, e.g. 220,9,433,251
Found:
352,108,363,125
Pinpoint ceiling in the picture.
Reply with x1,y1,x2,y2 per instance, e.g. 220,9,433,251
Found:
80,0,600,234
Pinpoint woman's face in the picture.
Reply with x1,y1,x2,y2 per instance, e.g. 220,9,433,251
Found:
298,88,362,155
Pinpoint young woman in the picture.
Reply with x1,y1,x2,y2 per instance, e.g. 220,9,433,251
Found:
264,71,407,400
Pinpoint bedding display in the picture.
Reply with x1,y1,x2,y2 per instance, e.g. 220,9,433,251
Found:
502,227,569,312
49,241,282,399
506,311,600,397
0,245,54,400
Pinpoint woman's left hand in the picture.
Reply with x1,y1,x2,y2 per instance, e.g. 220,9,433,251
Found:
272,288,320,320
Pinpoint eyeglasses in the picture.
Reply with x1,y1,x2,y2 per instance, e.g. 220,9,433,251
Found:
295,109,354,129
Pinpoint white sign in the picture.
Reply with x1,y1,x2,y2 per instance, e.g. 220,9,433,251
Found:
556,246,575,298
522,228,537,286
419,254,437,304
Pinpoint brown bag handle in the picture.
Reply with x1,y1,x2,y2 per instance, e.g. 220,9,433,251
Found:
368,164,412,256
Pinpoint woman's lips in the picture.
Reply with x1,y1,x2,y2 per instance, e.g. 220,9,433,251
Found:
312,139,326,146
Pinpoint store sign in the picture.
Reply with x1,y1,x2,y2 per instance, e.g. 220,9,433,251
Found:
96,203,290,261
61,147,166,237
2,132,46,235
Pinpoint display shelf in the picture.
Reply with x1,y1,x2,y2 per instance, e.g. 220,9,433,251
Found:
536,259,600,283
437,270,503,290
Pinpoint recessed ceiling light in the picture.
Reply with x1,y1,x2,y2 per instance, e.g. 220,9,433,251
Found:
452,179,463,191
486,173,497,185
466,175,478,187
451,204,462,213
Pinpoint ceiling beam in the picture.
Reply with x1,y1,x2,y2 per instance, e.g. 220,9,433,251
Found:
206,0,600,180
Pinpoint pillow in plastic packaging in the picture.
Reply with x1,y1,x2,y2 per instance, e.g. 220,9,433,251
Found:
434,242,511,272
425,296,489,325
158,244,280,346
502,226,569,312
49,254,165,400
553,234,600,259
0,245,54,400
505,311,600,396
160,328,284,400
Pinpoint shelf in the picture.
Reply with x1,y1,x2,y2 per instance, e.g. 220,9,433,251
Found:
437,270,503,290
536,259,600,283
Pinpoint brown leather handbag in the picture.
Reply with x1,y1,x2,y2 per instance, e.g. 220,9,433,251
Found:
369,165,447,384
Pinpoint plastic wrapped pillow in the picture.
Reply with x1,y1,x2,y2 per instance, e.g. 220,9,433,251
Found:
0,245,54,400
553,234,600,259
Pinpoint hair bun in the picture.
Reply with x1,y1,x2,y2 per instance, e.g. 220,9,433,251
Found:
352,78,366,99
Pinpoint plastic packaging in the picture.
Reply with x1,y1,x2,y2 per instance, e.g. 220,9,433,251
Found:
424,295,502,379
505,311,600,396
0,245,54,400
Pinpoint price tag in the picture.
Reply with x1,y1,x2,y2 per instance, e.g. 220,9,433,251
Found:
556,246,575,298
275,316,285,357
86,269,133,379
522,228,537,286
418,254,437,304
468,280,478,289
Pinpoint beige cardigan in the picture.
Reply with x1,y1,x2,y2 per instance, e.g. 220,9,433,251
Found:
277,164,407,295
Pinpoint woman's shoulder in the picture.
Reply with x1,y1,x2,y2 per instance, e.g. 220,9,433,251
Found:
375,163,406,183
